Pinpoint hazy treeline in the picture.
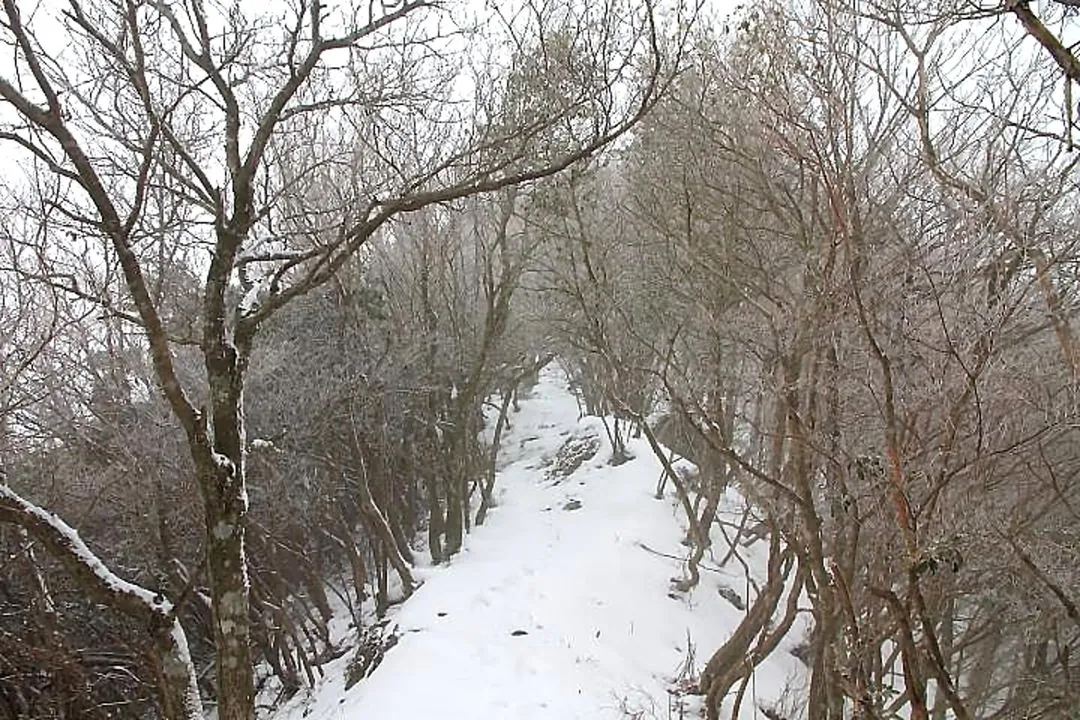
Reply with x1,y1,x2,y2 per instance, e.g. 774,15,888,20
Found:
0,1,1078,719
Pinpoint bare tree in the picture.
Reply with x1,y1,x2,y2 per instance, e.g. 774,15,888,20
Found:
594,1,1080,717
0,0,691,715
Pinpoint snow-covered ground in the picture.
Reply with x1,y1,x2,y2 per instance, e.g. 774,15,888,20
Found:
270,363,806,720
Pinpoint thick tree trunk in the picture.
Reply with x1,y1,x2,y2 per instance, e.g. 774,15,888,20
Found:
444,471,464,556
198,327,254,720
441,426,467,557
154,617,204,720
199,454,253,720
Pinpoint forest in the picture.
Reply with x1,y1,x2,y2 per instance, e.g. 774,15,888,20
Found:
0,0,1078,718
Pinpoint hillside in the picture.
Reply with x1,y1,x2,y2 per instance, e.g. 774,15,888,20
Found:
270,364,806,720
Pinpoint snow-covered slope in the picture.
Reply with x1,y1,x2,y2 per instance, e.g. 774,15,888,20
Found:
271,364,805,720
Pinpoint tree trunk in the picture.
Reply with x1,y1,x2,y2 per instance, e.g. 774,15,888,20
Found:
444,485,464,556
354,467,415,596
387,497,415,567
198,331,254,720
699,532,791,719
477,386,515,525
200,454,253,720
427,477,445,565
931,597,955,720
443,440,465,556
374,539,389,616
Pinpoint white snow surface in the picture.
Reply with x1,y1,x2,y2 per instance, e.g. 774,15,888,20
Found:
271,364,806,720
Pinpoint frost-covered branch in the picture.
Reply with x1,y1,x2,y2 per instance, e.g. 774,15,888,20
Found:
0,483,202,720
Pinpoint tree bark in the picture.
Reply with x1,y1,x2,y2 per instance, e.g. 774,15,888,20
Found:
699,532,792,719
197,451,252,720
198,317,255,720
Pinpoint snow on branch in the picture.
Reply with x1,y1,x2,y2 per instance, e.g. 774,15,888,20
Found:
0,483,173,621
0,482,204,718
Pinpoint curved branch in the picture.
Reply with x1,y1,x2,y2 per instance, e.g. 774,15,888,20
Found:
0,483,201,720
1007,0,1080,83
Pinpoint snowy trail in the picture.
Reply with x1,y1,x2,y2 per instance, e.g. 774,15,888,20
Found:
274,365,804,720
